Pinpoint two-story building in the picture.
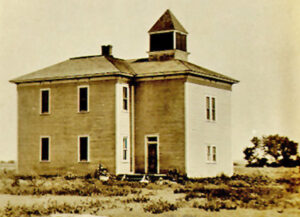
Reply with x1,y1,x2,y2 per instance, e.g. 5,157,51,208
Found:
10,10,238,178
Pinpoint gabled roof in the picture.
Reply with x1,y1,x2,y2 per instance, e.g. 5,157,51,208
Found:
148,9,188,34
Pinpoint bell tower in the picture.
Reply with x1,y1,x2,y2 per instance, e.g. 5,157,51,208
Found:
148,10,189,61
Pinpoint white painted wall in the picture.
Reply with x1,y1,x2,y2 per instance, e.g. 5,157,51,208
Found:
115,82,131,174
185,81,233,178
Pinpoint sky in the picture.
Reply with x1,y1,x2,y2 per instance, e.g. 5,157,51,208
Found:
0,0,299,161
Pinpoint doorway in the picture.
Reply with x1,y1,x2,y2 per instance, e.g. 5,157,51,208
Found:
145,135,159,174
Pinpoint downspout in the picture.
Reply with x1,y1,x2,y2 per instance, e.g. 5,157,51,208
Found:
130,80,135,173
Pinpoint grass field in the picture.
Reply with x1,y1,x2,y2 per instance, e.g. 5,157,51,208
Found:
0,165,299,217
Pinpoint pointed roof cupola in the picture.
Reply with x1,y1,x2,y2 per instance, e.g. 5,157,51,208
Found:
149,9,188,34
148,10,189,61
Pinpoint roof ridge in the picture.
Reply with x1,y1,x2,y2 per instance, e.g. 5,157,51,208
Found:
105,56,136,75
70,55,102,60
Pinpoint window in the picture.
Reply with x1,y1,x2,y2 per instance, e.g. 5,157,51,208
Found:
123,87,128,111
150,32,174,51
206,96,216,121
78,86,88,112
207,145,216,163
212,146,216,162
176,32,187,51
123,137,128,161
212,97,216,121
207,145,211,162
41,137,50,161
206,97,210,120
147,136,158,142
40,89,50,114
79,136,89,162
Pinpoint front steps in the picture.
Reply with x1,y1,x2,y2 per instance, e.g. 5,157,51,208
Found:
116,174,167,182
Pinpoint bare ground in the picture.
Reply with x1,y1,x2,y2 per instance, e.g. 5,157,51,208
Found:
0,166,299,217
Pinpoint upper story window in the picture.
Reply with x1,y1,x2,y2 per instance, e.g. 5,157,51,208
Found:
206,96,216,121
207,145,216,163
78,86,89,112
176,32,187,51
150,32,174,51
40,89,50,114
123,137,128,161
40,137,50,162
123,87,128,111
78,136,89,162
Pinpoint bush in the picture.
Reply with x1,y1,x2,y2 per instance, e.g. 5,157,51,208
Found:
122,195,150,204
166,169,188,184
0,177,143,197
276,177,300,193
193,199,237,211
185,192,205,201
0,199,107,216
143,200,178,214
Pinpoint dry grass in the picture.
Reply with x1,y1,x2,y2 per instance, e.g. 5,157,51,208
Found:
0,166,299,216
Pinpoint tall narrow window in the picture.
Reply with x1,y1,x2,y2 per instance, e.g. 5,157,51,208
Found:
41,137,50,161
41,89,50,114
206,96,216,121
212,97,216,121
206,96,210,120
123,137,128,161
123,87,128,111
79,86,88,112
212,146,217,162
79,136,89,162
207,145,211,162
206,145,217,163
176,32,187,51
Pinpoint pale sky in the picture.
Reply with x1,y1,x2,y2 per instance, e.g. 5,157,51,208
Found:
0,0,299,161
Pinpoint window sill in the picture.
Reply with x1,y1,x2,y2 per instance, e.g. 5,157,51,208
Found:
40,160,50,163
206,161,217,164
78,161,90,163
122,160,130,163
205,120,217,123
40,113,51,116
78,111,89,114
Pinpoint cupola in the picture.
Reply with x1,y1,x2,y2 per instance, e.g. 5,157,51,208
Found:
148,9,189,61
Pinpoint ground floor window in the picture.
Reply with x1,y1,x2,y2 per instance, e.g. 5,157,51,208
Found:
206,145,216,163
123,137,128,161
79,136,89,162
40,137,50,161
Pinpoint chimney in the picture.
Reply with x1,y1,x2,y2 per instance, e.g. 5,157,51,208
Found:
101,45,112,56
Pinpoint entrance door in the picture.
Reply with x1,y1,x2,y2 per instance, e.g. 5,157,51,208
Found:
146,136,159,174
